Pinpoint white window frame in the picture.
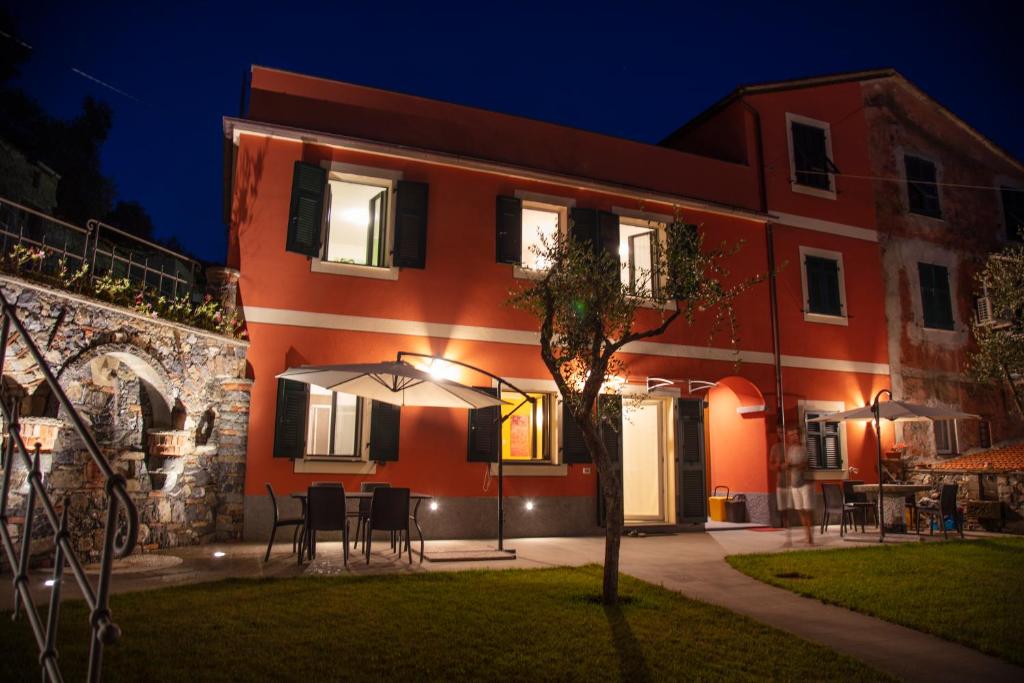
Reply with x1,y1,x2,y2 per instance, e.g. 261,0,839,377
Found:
294,392,377,475
797,399,848,480
310,161,402,281
786,113,837,200
613,207,677,311
799,245,848,326
489,377,567,476
513,190,574,280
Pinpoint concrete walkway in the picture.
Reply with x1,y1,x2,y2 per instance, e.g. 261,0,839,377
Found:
4,528,1021,682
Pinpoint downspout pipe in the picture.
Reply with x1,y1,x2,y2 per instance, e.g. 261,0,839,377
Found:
740,101,784,434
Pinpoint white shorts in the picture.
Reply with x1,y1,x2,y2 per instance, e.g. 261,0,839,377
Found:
776,487,792,510
790,484,813,511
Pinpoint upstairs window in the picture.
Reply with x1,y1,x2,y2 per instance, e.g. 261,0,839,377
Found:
1002,186,1024,241
521,205,561,271
905,155,942,218
323,179,389,267
804,412,842,470
495,196,567,271
918,262,954,330
619,219,662,297
800,246,846,323
787,114,838,196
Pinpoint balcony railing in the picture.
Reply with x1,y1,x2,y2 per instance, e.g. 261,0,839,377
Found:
0,195,202,300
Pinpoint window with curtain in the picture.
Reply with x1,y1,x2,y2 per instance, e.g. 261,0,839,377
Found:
306,386,361,457
499,391,550,461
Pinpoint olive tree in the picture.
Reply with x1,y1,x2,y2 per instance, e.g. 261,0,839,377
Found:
970,242,1024,417
508,213,760,604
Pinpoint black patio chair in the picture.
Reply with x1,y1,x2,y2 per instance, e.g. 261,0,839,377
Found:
916,483,964,539
842,480,877,530
820,483,857,536
365,487,411,565
264,483,304,562
352,482,390,551
300,484,350,566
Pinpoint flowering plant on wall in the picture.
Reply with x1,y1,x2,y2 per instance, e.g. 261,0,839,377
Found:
3,246,244,338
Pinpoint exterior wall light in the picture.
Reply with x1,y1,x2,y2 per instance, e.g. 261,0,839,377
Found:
525,500,535,511
213,551,226,558
44,579,56,587
429,501,439,511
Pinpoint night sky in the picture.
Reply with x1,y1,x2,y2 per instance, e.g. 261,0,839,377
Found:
6,1,1023,263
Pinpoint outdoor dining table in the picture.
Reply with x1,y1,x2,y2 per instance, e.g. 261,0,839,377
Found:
852,483,931,534
291,491,433,561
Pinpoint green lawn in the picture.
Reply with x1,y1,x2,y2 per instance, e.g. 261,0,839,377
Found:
0,566,886,682
727,537,1024,666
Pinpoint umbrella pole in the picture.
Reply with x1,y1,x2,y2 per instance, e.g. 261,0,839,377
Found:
871,388,891,544
876,413,885,543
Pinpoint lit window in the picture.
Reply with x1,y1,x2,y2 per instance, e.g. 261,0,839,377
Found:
619,221,660,297
306,386,360,457
500,391,550,461
521,205,561,271
324,179,389,267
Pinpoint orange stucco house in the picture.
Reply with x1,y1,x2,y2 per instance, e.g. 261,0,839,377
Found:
224,66,898,541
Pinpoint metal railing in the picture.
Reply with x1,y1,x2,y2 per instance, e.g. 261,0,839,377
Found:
0,292,139,682
0,195,202,300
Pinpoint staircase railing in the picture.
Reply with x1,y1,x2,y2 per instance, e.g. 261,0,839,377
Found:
0,291,139,682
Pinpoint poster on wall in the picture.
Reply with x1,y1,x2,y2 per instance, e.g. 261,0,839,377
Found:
509,413,530,459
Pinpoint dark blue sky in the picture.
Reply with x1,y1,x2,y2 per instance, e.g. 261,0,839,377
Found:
7,1,1023,262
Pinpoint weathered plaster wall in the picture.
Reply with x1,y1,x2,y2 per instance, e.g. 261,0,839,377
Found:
1,275,251,562
863,78,1024,461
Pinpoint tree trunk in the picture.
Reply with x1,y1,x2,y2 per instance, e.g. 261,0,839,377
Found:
601,470,623,604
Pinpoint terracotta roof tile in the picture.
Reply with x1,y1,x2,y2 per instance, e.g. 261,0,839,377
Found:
931,443,1024,472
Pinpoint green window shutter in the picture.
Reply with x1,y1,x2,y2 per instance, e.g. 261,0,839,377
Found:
467,388,500,462
823,421,842,469
806,256,842,316
804,414,823,468
570,207,598,252
561,401,590,464
368,400,401,462
676,398,706,523
791,122,830,190
598,211,620,260
1002,186,1024,242
286,161,327,257
393,180,429,268
495,195,523,264
273,378,308,458
919,263,954,330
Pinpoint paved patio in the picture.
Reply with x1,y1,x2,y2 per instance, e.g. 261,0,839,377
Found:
3,527,1021,682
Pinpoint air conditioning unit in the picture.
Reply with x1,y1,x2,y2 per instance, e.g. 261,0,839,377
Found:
975,296,994,326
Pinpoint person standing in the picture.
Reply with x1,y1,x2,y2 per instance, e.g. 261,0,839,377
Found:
769,427,792,545
785,427,814,544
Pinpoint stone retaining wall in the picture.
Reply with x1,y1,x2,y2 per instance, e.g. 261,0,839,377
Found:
908,468,1024,534
1,275,251,562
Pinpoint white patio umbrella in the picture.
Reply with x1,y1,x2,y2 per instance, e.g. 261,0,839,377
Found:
278,356,524,557
809,391,979,541
276,361,506,409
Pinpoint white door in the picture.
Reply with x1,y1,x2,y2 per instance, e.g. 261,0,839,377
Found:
622,399,667,522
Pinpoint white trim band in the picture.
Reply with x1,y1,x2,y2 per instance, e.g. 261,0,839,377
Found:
771,211,878,242
243,305,890,376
